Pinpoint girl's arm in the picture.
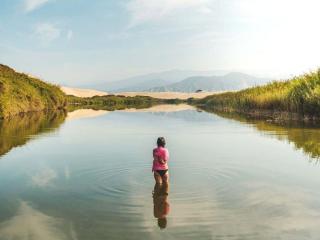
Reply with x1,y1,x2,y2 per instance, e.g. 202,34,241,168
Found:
154,154,166,164
158,157,166,164
152,149,156,172
153,149,167,164
159,149,169,164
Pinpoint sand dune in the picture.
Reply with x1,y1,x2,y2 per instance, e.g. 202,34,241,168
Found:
61,86,108,98
61,86,215,99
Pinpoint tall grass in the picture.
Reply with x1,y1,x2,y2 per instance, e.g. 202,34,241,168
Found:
195,69,320,117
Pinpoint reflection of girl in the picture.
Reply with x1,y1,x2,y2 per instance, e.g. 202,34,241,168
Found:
153,183,170,229
152,137,169,184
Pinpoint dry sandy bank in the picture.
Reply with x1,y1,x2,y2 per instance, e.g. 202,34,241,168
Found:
61,87,108,98
61,86,215,99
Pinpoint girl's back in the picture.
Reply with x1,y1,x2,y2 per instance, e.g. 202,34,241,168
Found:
153,146,169,171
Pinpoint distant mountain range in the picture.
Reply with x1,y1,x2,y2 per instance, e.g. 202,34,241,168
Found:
94,70,228,92
148,72,271,93
91,70,271,93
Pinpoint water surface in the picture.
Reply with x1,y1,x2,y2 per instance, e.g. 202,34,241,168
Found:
1,106,320,240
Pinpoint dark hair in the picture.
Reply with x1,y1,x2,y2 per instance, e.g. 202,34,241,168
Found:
157,137,166,147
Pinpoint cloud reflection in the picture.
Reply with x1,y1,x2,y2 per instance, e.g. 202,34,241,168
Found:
64,165,70,180
31,167,57,187
241,183,320,237
0,201,77,240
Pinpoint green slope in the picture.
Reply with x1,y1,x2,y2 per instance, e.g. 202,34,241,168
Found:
0,64,67,118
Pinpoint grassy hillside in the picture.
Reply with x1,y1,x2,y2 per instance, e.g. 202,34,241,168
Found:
194,69,320,119
0,64,67,118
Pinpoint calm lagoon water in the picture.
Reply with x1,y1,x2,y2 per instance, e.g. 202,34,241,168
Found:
1,106,320,240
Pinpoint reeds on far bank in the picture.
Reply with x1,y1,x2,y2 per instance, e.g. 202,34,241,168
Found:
195,69,320,118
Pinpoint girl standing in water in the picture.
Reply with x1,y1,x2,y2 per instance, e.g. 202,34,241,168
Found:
152,137,169,184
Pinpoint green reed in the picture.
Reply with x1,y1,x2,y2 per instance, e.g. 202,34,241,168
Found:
195,69,320,117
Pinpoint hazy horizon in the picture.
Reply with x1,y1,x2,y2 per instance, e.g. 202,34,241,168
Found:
1,0,319,87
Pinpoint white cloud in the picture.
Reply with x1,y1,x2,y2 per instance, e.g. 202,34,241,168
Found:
25,0,51,12
34,23,61,45
126,0,211,26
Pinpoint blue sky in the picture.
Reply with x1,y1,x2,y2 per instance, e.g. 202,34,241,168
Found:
0,0,320,86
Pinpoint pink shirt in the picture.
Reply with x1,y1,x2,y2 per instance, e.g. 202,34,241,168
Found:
152,147,169,171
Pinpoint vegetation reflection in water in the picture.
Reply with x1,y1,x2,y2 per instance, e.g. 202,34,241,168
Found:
0,110,67,157
0,104,182,158
208,110,320,161
4,105,320,162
